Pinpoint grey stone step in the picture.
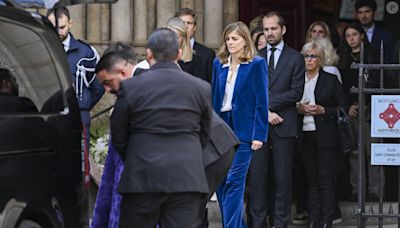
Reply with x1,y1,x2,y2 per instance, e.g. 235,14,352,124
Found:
207,201,400,227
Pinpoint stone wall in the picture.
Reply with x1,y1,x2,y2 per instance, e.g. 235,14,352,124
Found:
63,0,238,127
67,0,239,57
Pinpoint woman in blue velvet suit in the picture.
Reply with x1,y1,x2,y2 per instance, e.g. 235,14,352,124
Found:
212,21,269,228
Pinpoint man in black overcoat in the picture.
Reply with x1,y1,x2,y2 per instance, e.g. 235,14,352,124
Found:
110,28,213,228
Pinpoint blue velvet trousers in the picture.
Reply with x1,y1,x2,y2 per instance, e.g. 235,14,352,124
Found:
217,111,252,228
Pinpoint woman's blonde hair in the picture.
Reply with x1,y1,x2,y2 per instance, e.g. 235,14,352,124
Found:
217,21,257,64
301,40,325,67
166,17,193,62
315,37,339,66
305,20,331,42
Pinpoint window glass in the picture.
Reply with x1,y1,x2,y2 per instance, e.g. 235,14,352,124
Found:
0,20,64,114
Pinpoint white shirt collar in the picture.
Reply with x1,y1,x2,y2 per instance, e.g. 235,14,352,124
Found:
365,24,375,33
267,40,284,52
62,33,71,52
222,56,250,68
190,37,195,49
305,72,319,82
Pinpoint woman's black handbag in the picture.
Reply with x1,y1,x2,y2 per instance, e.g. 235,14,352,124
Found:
337,107,356,153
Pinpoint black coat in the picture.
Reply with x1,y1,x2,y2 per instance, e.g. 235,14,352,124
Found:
193,42,215,83
297,70,347,149
258,44,305,137
178,53,207,82
339,46,380,106
111,61,212,194
133,65,240,169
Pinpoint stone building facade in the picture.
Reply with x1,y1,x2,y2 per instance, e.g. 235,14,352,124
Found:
67,0,239,56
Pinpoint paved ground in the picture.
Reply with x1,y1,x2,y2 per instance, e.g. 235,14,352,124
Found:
207,200,400,227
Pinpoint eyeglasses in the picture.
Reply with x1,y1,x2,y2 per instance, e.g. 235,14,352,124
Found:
303,54,319,60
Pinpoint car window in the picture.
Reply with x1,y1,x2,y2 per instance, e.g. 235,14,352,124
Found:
0,18,65,114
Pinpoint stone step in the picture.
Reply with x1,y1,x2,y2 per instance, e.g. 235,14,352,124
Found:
339,201,399,219
209,222,400,228
207,201,400,227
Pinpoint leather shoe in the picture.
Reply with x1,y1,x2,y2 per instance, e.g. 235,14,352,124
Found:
321,222,332,228
308,221,319,228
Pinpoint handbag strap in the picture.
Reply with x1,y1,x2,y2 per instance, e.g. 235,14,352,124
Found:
337,107,349,118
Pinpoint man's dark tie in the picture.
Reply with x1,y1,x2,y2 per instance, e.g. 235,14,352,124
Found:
268,47,276,78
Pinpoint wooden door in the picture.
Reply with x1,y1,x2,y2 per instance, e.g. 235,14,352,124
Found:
239,0,313,51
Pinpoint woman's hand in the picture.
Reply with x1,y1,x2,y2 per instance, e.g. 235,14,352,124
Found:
251,140,263,151
300,104,325,115
348,104,358,118
298,103,308,115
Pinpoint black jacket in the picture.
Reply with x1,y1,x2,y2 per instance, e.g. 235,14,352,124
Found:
193,41,215,83
297,70,347,149
258,44,305,138
111,61,212,194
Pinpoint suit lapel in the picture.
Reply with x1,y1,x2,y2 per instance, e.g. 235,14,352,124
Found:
314,70,326,98
371,29,378,47
218,66,229,104
232,63,250,101
269,45,289,87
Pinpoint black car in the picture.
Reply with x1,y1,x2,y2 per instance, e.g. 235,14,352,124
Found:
0,1,114,227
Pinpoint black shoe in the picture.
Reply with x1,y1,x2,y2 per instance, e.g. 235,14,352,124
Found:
366,193,379,202
333,206,342,224
292,211,309,224
308,221,319,228
321,222,332,228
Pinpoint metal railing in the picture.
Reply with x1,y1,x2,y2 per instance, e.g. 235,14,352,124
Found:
351,42,400,228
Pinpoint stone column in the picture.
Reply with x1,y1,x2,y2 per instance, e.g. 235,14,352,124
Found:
100,4,110,42
157,0,176,27
133,0,147,45
69,5,85,39
86,4,101,42
204,0,223,48
147,0,156,34
194,0,204,43
180,0,194,9
111,0,133,41
223,0,238,27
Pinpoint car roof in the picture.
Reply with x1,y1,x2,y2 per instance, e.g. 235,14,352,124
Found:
0,0,117,9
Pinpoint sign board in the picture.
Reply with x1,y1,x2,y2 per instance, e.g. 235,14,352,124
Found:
371,95,400,138
371,143,400,166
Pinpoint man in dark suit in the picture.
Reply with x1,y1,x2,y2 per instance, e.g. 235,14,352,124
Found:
355,0,395,63
95,44,239,227
111,28,213,228
246,11,305,228
176,8,215,83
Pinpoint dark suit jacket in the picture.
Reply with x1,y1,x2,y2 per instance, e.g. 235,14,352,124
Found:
133,65,240,168
178,53,207,82
203,111,240,167
194,41,215,83
111,61,212,194
259,44,305,138
371,26,395,63
297,70,347,149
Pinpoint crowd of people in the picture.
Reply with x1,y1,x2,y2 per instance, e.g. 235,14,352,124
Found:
45,0,399,227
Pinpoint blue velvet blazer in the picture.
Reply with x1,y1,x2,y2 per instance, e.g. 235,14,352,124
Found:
212,56,269,143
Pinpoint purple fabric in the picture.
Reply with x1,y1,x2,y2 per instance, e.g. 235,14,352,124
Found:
91,139,124,228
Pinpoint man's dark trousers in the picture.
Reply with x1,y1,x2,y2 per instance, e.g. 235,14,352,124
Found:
247,129,295,228
120,192,204,228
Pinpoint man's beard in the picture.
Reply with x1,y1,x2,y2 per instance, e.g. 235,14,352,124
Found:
59,34,67,42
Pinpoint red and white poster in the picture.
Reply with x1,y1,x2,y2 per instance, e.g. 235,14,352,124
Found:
371,95,400,138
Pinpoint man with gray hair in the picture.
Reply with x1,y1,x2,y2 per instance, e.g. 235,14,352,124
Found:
111,28,213,227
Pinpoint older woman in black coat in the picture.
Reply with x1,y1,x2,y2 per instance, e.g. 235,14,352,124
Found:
297,40,347,228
